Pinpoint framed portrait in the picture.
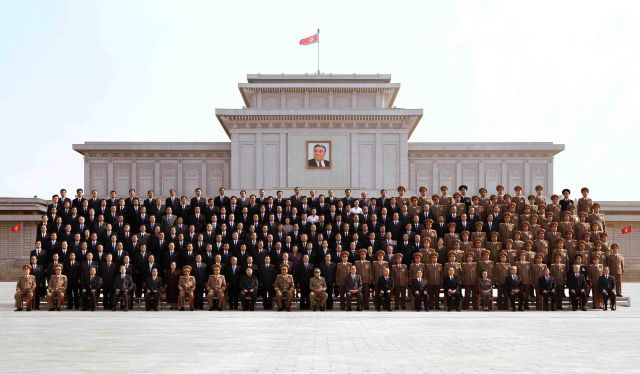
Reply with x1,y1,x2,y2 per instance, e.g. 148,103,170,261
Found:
306,141,332,169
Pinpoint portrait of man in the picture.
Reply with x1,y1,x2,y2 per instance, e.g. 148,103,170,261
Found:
307,142,331,168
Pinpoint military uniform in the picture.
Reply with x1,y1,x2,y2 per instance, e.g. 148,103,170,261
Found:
531,257,548,310
46,272,68,310
309,276,328,311
274,270,295,311
205,272,227,310
335,258,352,310
494,255,511,310
515,259,532,309
478,277,493,311
588,261,604,309
607,250,624,296
391,257,408,310
178,272,196,310
15,271,37,311
425,255,443,309
354,257,372,310
461,258,478,310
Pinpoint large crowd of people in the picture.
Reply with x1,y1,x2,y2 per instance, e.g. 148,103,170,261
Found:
14,184,624,312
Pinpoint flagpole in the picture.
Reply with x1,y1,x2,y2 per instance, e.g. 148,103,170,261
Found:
317,28,320,74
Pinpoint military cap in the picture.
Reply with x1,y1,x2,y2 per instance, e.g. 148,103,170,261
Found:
579,211,588,217
490,231,499,237
475,221,484,226
479,187,488,193
550,222,559,227
22,264,32,270
525,239,534,245
54,264,63,270
504,238,514,244
212,264,222,270
496,184,505,190
528,195,536,200
592,253,601,260
514,230,522,235
397,185,406,192
611,243,620,249
472,195,480,201
447,222,456,228
562,210,570,215
440,185,448,191
376,250,385,257
413,252,423,259
534,252,543,259
562,188,571,194
553,250,563,258
340,250,349,257
428,252,438,259
465,251,474,258
459,185,468,191
182,265,192,272
535,185,544,191
581,187,589,193
498,251,508,258
425,218,434,224
514,186,523,191
419,186,427,192
551,194,559,199
481,248,490,256
447,250,457,258
461,230,470,236
556,238,565,243
521,221,530,226
538,228,547,233
593,202,600,208
395,253,404,259
577,240,587,245
503,194,512,199
280,263,290,269
473,238,483,244
432,194,440,200
453,192,461,198
358,248,367,255
518,249,527,256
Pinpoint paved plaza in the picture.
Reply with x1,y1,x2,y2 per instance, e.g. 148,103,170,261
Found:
0,282,638,373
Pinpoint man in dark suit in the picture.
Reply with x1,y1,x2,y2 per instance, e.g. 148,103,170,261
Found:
411,269,429,311
568,264,588,311
506,266,524,311
375,267,394,311
192,255,208,310
239,267,259,311
145,268,163,311
345,265,363,311
295,255,315,310
113,264,135,311
81,266,102,311
307,144,331,167
538,267,556,311
63,252,81,310
599,266,617,311
318,254,337,310
99,254,117,310
258,256,277,310
29,256,45,310
443,266,461,311
224,257,242,310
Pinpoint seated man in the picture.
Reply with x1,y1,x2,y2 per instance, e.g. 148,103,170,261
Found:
239,267,259,311
206,264,227,311
478,270,493,311
113,264,134,311
599,266,617,311
506,266,524,312
309,268,328,311
568,264,588,311
46,264,67,311
345,265,363,311
375,267,394,311
538,268,556,311
274,264,295,311
178,265,196,311
410,269,429,312
15,264,36,311
145,268,163,311
443,266,461,312
81,266,102,311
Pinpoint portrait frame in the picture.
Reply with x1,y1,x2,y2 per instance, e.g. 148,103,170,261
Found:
306,141,332,169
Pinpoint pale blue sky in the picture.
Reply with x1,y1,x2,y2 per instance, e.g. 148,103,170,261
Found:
1,1,638,200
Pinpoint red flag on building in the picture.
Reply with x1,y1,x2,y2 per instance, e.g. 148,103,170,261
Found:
11,223,22,233
621,226,632,235
299,33,319,45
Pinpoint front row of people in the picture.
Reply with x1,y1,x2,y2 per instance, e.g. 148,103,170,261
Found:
14,261,618,312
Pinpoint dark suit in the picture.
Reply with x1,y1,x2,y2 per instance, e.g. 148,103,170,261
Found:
538,275,556,311
239,275,259,310
81,274,102,310
410,277,429,311
258,263,277,310
567,272,587,310
318,262,336,309
144,275,163,310
224,265,242,310
308,159,331,167
192,262,208,309
113,274,134,311
443,275,461,311
295,263,315,310
63,261,81,309
375,275,394,311
506,274,524,311
599,274,616,309
345,274,363,310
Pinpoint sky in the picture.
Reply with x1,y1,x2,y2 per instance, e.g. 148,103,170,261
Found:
0,1,638,201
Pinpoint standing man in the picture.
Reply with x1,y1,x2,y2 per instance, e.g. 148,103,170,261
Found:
335,251,352,310
14,264,36,311
354,249,372,310
461,252,478,310
425,252,442,310
607,243,624,297
550,252,567,310
391,253,408,310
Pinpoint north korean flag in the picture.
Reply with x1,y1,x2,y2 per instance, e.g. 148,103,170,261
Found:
299,33,319,45
11,223,22,233
621,226,632,235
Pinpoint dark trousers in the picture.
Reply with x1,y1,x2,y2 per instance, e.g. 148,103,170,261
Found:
228,286,239,310
497,284,508,310
541,290,555,311
67,284,80,309
113,289,129,311
413,290,429,311
346,290,362,310
326,286,335,310
375,289,392,310
570,289,587,310
462,286,477,310
428,285,440,309
445,290,461,310
240,291,257,310
299,286,310,310
145,290,160,310
554,285,565,309
82,289,98,310
362,283,370,309
102,285,114,309
262,287,274,310
393,286,406,310
602,289,616,308
338,285,347,310
509,289,524,310
194,285,205,309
